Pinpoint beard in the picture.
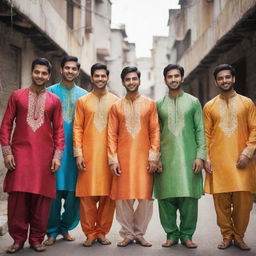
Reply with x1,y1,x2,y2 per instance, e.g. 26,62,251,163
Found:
167,82,181,91
219,83,234,92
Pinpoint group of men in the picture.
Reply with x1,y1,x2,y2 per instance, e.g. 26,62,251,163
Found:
0,56,255,254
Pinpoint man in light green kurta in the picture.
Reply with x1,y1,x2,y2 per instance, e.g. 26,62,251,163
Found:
154,64,206,248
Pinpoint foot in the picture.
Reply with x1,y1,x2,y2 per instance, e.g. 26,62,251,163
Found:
135,237,152,247
83,238,96,247
44,237,56,246
62,233,75,241
217,239,232,249
6,243,23,254
234,240,251,250
162,239,178,247
117,237,134,247
98,237,111,245
181,240,197,248
30,244,46,252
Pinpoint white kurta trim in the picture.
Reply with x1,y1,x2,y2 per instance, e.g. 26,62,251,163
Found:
53,149,63,160
108,154,118,165
2,145,12,157
73,147,83,157
148,150,160,162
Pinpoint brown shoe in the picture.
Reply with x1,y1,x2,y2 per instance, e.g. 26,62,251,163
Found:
162,240,178,247
6,243,23,254
98,237,111,245
135,237,152,247
44,237,56,246
217,239,232,249
234,240,251,251
30,244,46,252
117,237,134,247
62,232,75,241
82,238,96,247
181,240,197,248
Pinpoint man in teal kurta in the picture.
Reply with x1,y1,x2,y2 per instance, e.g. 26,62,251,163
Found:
155,64,206,248
44,56,87,245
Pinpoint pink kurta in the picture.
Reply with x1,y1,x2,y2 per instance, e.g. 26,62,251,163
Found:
0,88,64,199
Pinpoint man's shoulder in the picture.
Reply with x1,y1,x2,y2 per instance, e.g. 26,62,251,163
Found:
47,83,59,92
183,92,200,102
74,85,88,95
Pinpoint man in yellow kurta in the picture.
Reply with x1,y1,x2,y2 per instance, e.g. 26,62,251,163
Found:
73,63,118,247
204,64,256,251
108,66,160,247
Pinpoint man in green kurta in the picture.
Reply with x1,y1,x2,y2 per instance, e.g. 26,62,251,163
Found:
155,64,206,248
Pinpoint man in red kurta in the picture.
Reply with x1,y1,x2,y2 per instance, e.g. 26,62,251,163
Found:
0,58,64,253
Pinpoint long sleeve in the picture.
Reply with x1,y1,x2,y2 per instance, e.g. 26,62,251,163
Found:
0,92,17,157
203,103,213,160
241,100,256,158
73,98,84,157
53,98,65,159
107,104,119,165
148,102,160,161
193,99,206,160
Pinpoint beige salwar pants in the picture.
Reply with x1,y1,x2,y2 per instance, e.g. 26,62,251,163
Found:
213,191,253,242
116,199,153,240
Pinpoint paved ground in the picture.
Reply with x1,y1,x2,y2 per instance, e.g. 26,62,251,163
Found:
0,195,256,256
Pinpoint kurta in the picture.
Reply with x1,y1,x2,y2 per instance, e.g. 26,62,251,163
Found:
154,92,206,200
0,88,64,199
47,83,87,191
73,91,118,197
204,92,256,194
108,95,160,200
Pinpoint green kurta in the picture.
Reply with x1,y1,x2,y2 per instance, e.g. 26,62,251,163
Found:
154,92,206,200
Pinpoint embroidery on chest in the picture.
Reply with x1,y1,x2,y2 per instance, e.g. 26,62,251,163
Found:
218,97,238,137
62,89,76,123
26,91,46,132
166,96,184,136
93,95,109,133
123,99,141,139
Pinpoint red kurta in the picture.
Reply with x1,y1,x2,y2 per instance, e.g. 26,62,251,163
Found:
0,88,64,199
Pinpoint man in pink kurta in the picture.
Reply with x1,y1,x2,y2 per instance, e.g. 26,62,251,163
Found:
0,58,64,253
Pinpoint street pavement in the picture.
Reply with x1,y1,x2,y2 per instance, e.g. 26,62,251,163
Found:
1,195,256,256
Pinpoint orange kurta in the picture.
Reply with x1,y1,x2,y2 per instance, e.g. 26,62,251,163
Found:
108,95,160,200
73,91,118,197
204,92,256,194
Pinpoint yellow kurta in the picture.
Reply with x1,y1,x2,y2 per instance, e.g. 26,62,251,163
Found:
204,92,256,194
108,95,160,200
73,91,118,197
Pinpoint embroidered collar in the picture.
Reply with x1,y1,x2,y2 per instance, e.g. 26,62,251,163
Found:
219,90,237,100
168,90,184,99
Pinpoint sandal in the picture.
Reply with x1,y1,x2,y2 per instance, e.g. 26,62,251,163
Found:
44,237,56,246
62,233,75,241
83,238,96,247
217,239,232,249
6,243,23,254
181,240,197,248
135,237,152,247
98,237,111,245
30,243,46,252
117,237,134,247
162,240,178,247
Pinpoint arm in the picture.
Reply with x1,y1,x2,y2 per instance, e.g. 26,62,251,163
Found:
148,102,160,173
0,92,17,170
52,98,65,172
73,98,86,171
107,104,121,176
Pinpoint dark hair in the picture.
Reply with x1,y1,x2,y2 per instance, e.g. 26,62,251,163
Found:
31,58,52,74
61,56,80,69
213,64,236,79
120,66,141,81
91,63,109,76
163,64,184,78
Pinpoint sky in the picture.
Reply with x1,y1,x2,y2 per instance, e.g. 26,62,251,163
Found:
111,0,180,57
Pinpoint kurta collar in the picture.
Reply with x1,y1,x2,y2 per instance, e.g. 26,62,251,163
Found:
59,82,76,90
125,93,141,102
29,87,46,95
92,88,108,98
167,90,184,99
219,90,237,100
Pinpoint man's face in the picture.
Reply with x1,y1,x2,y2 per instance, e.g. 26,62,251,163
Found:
31,65,50,87
91,69,108,89
215,70,235,92
165,69,183,91
61,61,80,82
122,72,140,92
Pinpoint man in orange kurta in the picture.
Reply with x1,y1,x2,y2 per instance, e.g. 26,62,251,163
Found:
204,64,256,251
73,63,118,247
108,66,160,247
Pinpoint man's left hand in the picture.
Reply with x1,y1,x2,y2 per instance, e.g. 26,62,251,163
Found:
51,158,61,172
193,158,203,173
147,161,159,173
236,154,249,169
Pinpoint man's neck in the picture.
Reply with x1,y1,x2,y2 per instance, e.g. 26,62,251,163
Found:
220,89,235,98
125,91,140,101
30,84,45,94
92,87,107,97
169,88,182,97
61,80,75,89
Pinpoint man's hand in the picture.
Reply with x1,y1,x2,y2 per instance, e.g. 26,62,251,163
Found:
147,161,159,173
156,161,163,173
204,159,212,174
110,164,121,176
236,154,249,169
193,158,203,173
76,156,86,171
51,158,61,172
4,155,15,170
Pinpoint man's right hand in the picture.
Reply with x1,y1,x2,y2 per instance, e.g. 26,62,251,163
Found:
110,164,121,176
76,156,86,171
4,155,15,170
204,159,212,174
